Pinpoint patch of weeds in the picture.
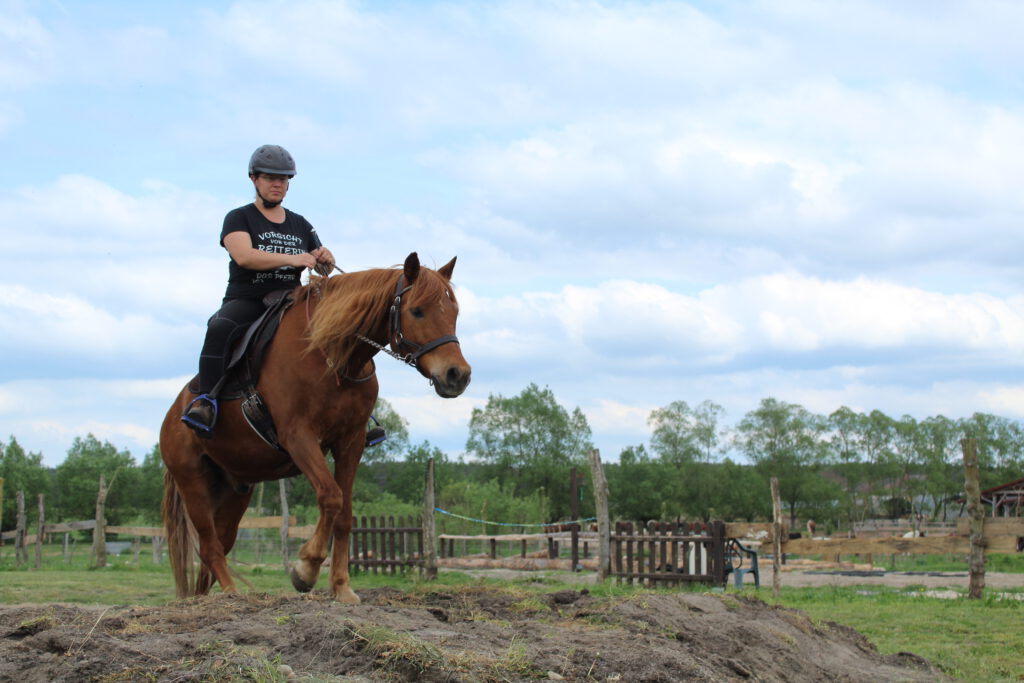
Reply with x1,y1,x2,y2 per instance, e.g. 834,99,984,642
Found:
778,609,814,634
184,640,286,682
486,633,540,679
116,620,153,635
769,628,797,648
718,595,743,610
275,614,294,625
511,596,550,614
352,624,460,679
16,612,59,635
465,609,512,628
98,669,159,683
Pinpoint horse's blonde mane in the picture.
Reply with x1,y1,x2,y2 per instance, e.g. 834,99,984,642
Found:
304,265,455,370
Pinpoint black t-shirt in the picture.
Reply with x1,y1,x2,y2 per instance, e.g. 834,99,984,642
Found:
219,204,320,299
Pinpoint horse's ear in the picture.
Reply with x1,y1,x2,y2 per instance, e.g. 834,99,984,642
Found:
438,256,457,281
404,252,421,284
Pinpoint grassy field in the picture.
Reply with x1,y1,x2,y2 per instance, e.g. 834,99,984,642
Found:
2,549,1023,681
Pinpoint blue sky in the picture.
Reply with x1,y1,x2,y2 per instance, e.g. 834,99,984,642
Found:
3,0,1024,467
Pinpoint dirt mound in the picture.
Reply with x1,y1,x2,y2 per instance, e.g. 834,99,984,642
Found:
0,587,945,682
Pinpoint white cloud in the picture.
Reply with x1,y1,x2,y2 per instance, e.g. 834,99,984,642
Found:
459,274,1024,380
0,5,55,87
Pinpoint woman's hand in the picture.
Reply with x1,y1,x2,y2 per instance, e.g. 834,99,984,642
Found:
311,247,335,269
292,252,318,269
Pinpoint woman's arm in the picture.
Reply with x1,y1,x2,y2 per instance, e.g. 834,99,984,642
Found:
223,231,317,271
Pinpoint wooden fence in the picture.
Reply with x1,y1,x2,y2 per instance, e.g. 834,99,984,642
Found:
288,515,423,574
611,520,727,587
1,508,424,574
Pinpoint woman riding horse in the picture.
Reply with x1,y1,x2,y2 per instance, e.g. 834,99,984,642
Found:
161,252,471,603
182,144,338,436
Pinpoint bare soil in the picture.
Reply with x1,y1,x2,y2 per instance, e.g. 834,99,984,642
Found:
0,584,946,682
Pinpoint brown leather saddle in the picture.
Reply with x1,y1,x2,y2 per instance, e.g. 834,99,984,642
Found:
188,289,295,452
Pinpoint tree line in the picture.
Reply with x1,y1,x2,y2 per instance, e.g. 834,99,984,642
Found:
2,386,1021,535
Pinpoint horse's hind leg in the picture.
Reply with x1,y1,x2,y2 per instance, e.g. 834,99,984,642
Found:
196,483,253,594
165,455,241,595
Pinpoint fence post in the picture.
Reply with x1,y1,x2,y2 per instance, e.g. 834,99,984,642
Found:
93,475,108,568
570,466,580,571
35,494,44,570
588,449,611,581
962,438,985,600
771,477,782,599
279,479,290,570
16,491,26,566
712,520,726,587
422,457,437,579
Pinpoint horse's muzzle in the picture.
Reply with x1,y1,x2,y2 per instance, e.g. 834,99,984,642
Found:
432,365,471,398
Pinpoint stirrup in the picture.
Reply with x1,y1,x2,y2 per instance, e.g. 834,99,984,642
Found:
366,415,387,447
181,394,218,437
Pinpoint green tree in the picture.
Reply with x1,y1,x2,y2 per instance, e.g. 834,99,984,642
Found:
436,478,549,536
734,398,828,525
362,397,411,464
466,383,594,520
913,415,960,521
0,437,51,531
961,413,1024,486
609,445,669,521
649,400,729,521
373,440,449,505
827,407,872,531
132,444,165,523
52,435,140,524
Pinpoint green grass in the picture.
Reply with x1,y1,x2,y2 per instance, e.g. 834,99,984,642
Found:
767,585,1024,682
820,552,1024,573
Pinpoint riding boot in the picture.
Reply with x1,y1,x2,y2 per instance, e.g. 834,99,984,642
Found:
365,426,386,447
182,394,218,438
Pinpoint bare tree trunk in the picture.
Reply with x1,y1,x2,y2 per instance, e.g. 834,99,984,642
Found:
34,494,44,570
16,491,26,566
588,448,611,581
422,458,437,579
255,482,265,564
93,475,108,568
962,438,985,600
279,479,290,570
771,477,782,599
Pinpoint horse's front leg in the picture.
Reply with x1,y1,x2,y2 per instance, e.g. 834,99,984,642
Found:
327,436,365,604
286,435,343,595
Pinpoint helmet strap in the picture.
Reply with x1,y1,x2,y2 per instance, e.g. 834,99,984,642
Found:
256,190,281,209
251,176,282,209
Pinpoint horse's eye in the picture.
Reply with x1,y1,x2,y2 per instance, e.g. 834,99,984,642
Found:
411,307,425,319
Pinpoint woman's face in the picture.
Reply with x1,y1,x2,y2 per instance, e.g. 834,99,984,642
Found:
252,172,290,203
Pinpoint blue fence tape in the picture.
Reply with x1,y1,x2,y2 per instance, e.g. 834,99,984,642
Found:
433,507,596,529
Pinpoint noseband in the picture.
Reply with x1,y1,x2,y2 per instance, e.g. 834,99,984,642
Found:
358,274,460,370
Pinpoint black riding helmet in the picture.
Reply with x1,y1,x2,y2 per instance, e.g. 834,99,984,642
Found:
248,144,296,177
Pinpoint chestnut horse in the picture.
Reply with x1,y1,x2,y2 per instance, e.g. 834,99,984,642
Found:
160,253,471,603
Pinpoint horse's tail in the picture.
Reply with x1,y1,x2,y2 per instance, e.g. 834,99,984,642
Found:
162,470,197,598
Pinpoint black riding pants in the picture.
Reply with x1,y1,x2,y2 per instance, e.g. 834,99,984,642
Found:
197,297,267,394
